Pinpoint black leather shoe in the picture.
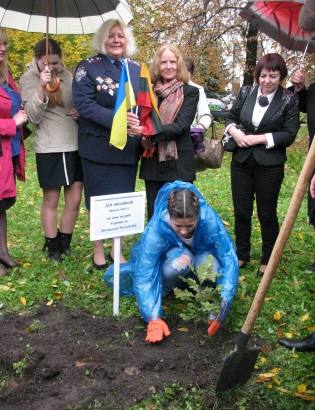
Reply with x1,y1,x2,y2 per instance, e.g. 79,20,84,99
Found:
92,257,108,270
278,333,315,352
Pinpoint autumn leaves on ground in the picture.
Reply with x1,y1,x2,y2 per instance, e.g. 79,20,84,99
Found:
0,129,314,409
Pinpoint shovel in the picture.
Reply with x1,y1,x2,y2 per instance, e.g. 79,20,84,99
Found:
216,136,315,393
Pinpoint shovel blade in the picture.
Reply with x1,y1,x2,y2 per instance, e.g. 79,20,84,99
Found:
215,346,260,393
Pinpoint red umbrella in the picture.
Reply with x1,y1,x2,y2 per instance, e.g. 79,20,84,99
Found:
240,1,315,53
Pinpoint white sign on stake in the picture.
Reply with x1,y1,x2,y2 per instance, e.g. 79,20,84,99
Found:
90,191,146,316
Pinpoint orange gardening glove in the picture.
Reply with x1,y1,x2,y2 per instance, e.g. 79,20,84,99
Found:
145,319,171,343
207,300,231,337
207,320,221,336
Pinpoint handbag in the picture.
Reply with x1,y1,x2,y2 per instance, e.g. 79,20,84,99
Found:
194,123,224,171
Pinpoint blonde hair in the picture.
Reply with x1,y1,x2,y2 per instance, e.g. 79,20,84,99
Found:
150,45,190,84
92,19,136,57
0,28,9,83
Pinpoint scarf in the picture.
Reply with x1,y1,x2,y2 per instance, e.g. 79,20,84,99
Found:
154,79,184,165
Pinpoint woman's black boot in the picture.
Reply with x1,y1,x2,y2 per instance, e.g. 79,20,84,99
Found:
58,230,72,256
43,236,62,262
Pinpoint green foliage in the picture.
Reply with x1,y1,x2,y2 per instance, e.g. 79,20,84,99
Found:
6,29,92,80
132,383,204,410
173,255,221,322
12,344,33,378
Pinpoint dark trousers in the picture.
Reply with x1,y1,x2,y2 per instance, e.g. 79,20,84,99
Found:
231,155,284,265
145,180,166,221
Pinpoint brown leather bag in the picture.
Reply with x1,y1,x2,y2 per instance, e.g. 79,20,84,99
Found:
195,123,224,171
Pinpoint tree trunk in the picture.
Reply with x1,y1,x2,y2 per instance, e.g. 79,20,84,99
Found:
243,23,258,86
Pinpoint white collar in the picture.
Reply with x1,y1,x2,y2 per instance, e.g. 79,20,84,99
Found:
257,87,277,103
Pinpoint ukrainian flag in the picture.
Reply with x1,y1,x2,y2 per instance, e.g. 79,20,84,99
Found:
110,62,136,150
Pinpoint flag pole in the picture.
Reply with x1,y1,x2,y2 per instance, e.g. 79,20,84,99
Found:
124,58,134,113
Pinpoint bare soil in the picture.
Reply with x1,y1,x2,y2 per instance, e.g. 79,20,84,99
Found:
0,304,254,410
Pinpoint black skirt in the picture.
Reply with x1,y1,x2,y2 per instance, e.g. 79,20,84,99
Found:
36,151,83,189
80,158,137,210
0,197,15,212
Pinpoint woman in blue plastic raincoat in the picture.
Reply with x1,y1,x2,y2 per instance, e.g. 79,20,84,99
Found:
105,180,238,343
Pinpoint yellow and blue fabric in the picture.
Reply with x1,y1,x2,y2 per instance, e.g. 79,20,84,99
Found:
109,61,136,150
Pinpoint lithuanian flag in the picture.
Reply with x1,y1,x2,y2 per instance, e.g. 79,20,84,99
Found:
110,62,136,150
137,63,162,135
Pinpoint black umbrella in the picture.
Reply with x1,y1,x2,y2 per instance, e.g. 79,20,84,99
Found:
0,0,133,34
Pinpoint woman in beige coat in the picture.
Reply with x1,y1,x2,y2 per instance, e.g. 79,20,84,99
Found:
20,39,82,261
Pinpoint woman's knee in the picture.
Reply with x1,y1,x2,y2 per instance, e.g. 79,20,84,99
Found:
42,189,60,209
162,247,193,279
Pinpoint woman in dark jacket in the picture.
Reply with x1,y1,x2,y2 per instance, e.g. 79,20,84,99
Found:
139,45,199,220
73,19,142,268
224,53,299,276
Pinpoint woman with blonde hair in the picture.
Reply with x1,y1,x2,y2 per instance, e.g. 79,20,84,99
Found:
73,19,142,268
140,44,199,220
0,28,28,275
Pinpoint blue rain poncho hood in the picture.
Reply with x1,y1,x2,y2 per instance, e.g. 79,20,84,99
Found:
104,181,239,322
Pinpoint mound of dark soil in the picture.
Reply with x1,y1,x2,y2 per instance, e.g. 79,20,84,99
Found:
0,304,241,410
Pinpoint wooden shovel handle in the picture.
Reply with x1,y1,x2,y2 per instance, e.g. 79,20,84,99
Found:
241,136,315,336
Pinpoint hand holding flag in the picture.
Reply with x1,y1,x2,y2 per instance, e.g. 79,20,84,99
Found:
110,61,136,150
136,63,163,158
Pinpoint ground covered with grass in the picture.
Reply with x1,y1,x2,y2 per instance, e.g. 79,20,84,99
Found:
0,127,314,409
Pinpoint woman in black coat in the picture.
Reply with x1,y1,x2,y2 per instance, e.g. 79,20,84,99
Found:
139,45,199,220
224,53,300,276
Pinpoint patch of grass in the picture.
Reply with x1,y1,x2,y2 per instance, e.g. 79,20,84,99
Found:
132,383,205,410
0,130,314,407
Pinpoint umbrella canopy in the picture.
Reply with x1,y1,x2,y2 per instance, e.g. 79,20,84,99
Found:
0,0,133,34
240,0,315,53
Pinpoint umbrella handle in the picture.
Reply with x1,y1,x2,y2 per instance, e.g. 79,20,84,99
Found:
241,136,315,336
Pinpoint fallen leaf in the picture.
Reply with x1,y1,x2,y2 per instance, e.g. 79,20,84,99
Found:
22,262,31,268
273,311,282,321
297,384,307,394
256,372,274,382
54,291,63,300
270,368,281,375
46,300,54,306
259,356,267,365
264,297,272,301
177,327,190,333
20,296,27,305
294,392,315,401
0,285,10,291
222,219,230,226
300,313,310,322
284,332,293,339
275,386,290,394
307,326,315,332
